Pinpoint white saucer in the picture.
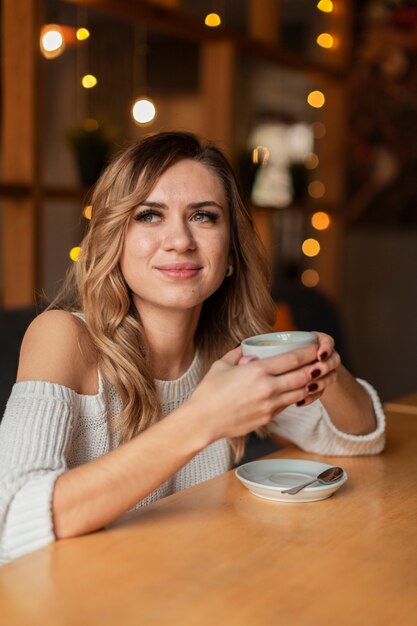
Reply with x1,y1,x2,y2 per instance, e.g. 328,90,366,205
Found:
235,459,348,503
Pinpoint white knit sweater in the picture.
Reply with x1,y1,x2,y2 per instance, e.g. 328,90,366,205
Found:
0,351,385,564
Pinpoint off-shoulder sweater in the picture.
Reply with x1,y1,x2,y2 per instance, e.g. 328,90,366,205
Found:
0,350,385,564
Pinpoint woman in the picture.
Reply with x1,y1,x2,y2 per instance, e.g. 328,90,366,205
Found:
0,132,385,563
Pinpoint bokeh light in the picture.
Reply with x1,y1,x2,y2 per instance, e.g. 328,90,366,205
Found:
301,269,320,287
69,246,81,262
205,13,221,27
81,74,97,89
83,205,93,220
302,238,321,257
311,122,326,139
307,90,325,108
317,0,333,12
316,33,334,49
311,211,331,230
40,26,65,59
132,98,156,125
76,28,90,41
305,153,319,170
308,181,326,199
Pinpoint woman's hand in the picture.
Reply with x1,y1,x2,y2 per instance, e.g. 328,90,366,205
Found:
189,342,325,444
295,331,341,407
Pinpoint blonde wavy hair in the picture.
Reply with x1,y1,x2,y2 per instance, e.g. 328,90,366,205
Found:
56,131,276,462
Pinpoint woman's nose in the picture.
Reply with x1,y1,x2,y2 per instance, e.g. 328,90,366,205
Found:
162,218,196,252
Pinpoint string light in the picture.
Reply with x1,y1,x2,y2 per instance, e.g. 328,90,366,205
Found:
316,33,334,49
311,211,330,230
81,74,97,89
69,246,81,262
83,205,93,220
302,239,321,257
307,90,325,108
317,0,333,13
301,269,320,287
205,13,221,27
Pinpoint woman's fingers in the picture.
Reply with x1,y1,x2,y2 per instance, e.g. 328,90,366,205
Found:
313,331,335,362
257,343,319,376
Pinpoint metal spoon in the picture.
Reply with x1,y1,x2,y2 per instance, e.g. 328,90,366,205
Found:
280,466,344,495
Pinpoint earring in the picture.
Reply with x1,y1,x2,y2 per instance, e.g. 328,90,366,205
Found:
225,264,234,277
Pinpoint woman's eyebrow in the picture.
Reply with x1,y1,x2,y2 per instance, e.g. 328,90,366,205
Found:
188,200,224,210
139,200,225,210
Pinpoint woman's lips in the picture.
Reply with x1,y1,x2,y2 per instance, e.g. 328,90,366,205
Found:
155,263,202,280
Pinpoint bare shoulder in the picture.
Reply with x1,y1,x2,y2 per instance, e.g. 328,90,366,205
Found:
17,310,98,394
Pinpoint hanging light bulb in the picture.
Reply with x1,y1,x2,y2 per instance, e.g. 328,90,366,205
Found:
132,98,156,125
131,25,156,126
316,33,334,49
40,25,66,59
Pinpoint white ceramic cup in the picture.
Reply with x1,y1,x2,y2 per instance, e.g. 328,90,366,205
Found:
241,331,317,359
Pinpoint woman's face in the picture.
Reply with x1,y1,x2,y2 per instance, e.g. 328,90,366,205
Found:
120,159,231,317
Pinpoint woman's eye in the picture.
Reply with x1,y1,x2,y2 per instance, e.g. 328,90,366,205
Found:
134,211,161,223
192,211,218,223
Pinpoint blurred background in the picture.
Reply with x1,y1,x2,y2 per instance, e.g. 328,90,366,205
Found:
1,0,416,409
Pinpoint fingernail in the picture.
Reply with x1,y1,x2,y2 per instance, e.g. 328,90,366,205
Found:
296,399,305,407
319,352,328,361
308,382,319,392
311,368,321,379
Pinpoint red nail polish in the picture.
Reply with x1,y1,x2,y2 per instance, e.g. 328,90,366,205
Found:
319,352,328,361
308,382,319,392
311,369,321,379
296,399,305,406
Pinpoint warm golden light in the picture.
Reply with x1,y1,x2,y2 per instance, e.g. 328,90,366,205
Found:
40,26,65,59
83,118,99,131
317,0,334,13
307,91,325,108
69,246,81,262
205,13,221,27
83,205,93,220
308,181,326,199
81,74,97,89
311,211,330,230
301,269,320,287
252,146,270,165
316,33,334,49
302,238,321,257
132,98,156,125
305,153,319,170
311,122,326,139
76,28,90,41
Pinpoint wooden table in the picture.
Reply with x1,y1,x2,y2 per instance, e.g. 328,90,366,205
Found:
1,409,416,626
383,391,417,414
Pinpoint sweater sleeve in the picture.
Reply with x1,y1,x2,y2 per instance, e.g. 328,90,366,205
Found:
0,381,79,564
267,378,386,456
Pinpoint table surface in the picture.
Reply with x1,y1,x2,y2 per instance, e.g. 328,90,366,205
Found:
1,410,417,626
383,391,417,414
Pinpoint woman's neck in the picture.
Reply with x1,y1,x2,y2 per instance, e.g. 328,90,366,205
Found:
136,303,201,380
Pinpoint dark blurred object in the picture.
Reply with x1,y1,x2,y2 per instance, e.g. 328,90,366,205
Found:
272,262,352,370
0,308,39,420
